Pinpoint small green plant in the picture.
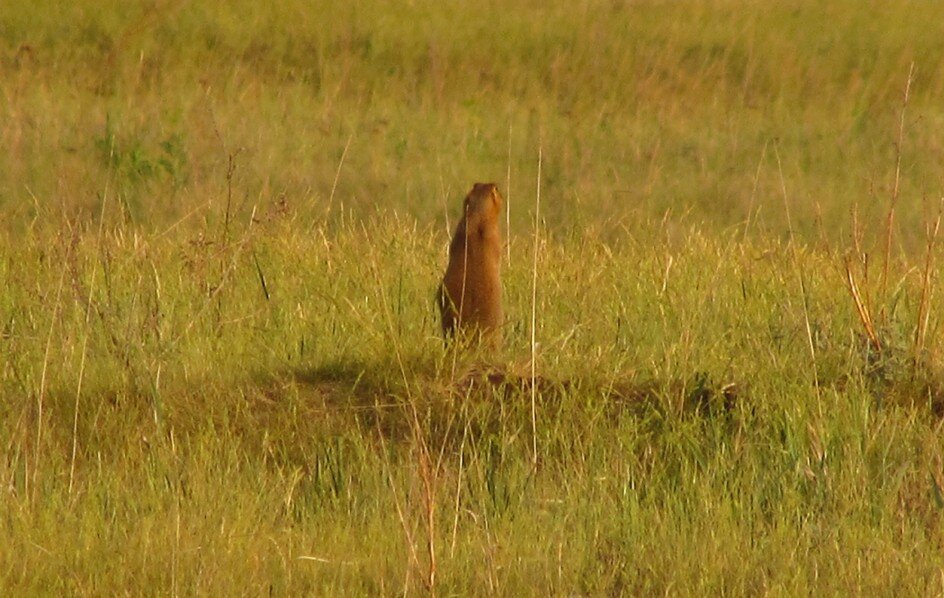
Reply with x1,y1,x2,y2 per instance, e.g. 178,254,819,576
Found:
94,115,188,187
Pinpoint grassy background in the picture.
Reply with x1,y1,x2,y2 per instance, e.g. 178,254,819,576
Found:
3,0,944,594
4,0,944,242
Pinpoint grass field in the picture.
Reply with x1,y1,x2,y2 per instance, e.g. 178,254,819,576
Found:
3,0,944,594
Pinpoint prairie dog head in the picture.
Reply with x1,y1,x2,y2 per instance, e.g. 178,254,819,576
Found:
462,183,503,231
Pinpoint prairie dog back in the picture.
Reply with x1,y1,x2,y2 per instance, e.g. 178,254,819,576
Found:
438,183,504,346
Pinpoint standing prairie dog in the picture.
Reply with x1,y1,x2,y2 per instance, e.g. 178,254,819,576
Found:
438,183,504,347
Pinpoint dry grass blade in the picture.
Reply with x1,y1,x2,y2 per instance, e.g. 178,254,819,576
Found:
880,61,915,320
843,258,882,352
326,132,353,218
913,197,943,356
70,181,111,494
506,122,513,266
33,261,67,500
530,144,542,467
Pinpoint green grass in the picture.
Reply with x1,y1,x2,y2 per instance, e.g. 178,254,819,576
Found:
3,0,944,594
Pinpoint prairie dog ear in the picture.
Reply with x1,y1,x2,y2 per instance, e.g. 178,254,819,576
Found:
491,185,502,210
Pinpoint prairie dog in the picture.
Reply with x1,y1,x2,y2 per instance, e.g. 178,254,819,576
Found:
438,183,504,346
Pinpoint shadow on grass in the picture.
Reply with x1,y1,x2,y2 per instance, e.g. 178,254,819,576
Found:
834,338,944,417
251,358,750,447
858,362,944,418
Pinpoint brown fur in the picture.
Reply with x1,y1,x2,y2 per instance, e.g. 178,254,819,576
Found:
437,183,504,347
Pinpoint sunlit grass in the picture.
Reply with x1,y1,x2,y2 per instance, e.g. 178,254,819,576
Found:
3,0,944,594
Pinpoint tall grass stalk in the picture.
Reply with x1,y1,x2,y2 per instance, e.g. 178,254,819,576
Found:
33,262,67,501
881,62,915,321
69,182,111,494
775,143,821,403
913,199,942,358
506,123,513,266
530,145,542,466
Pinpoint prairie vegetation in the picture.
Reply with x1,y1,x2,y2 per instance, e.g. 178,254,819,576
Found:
2,0,944,594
